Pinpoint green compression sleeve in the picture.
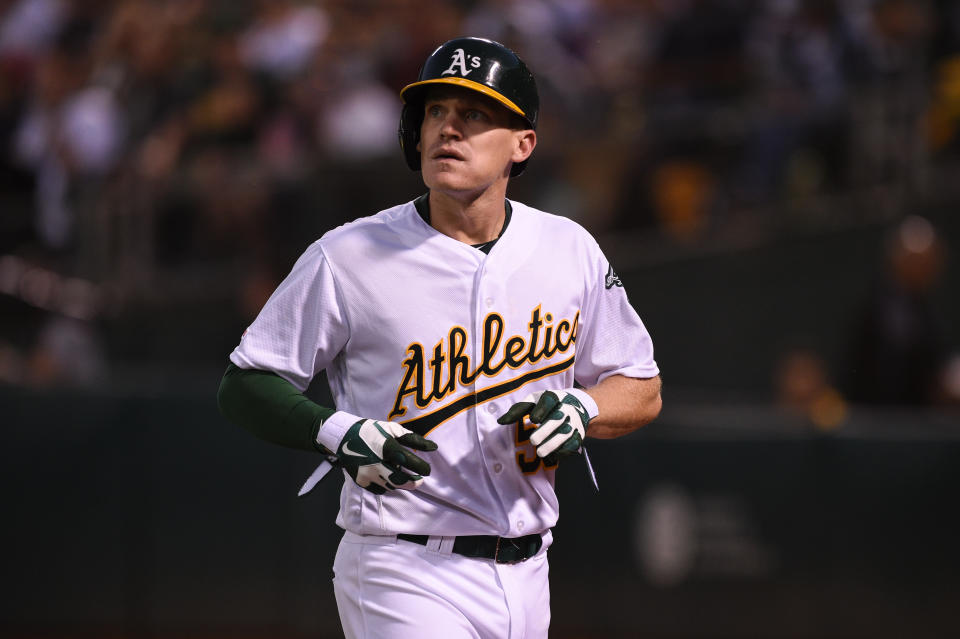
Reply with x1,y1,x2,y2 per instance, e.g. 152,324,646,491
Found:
217,362,335,453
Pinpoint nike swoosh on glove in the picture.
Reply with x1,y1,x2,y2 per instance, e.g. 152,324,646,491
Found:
336,419,438,495
497,389,596,466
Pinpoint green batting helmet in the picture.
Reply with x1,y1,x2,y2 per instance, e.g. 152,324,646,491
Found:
398,37,539,178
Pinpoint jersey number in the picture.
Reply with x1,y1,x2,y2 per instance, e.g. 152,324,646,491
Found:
514,419,559,474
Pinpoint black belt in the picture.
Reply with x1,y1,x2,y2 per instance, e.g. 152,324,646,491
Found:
397,532,543,564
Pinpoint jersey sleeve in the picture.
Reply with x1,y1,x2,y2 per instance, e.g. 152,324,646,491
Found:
573,242,659,388
229,241,349,391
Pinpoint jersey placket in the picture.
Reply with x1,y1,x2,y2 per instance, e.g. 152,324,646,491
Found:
470,252,519,536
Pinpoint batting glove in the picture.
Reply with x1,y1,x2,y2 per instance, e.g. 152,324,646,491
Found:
497,389,598,465
333,418,438,495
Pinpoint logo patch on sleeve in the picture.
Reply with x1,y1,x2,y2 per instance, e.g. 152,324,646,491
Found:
604,264,623,289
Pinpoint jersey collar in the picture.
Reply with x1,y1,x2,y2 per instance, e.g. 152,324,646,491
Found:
413,192,512,255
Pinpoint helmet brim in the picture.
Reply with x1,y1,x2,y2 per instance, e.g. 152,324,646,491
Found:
400,77,530,124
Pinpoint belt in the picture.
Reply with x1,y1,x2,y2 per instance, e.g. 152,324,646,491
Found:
397,532,543,564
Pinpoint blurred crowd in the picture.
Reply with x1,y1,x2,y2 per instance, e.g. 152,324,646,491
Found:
0,0,958,403
775,215,959,426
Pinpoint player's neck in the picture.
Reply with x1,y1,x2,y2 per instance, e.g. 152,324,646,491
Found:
428,187,508,245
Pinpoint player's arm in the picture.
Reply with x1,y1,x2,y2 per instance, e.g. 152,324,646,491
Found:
583,373,662,439
217,361,334,453
218,362,438,494
497,375,661,463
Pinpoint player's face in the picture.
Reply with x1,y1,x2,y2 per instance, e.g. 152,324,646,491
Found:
418,87,535,197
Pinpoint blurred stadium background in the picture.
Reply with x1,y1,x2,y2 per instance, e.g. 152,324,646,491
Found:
2,0,959,637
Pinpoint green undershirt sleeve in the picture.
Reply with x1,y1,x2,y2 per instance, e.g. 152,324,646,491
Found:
217,362,336,454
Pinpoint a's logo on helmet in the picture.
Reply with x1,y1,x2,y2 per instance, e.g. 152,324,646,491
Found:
442,48,482,77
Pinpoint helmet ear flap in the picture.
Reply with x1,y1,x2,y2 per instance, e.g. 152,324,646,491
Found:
398,101,423,172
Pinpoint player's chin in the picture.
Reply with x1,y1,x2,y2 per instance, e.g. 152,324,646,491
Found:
422,166,475,191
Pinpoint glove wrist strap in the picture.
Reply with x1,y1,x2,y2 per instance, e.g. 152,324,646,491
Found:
314,410,363,453
564,388,599,421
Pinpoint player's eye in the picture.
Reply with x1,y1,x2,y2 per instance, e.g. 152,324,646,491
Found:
465,110,485,122
426,104,443,118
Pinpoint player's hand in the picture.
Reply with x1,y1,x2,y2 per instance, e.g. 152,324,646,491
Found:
497,390,593,465
336,419,438,495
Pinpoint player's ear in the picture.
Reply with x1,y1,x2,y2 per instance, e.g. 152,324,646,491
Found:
512,130,536,164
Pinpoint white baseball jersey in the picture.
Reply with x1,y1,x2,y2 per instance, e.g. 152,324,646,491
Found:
230,198,659,539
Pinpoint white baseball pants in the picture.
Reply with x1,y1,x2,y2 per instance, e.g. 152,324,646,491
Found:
332,530,551,639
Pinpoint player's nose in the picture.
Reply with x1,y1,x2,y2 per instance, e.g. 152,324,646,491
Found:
438,114,464,139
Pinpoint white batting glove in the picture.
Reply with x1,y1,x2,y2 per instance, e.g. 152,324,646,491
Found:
497,389,598,464
323,417,438,495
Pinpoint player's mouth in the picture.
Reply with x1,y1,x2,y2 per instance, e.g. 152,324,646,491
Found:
431,147,466,161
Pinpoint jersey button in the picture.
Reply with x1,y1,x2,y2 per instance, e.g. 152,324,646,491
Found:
516,520,525,531
487,403,498,414
485,297,494,308
493,463,503,474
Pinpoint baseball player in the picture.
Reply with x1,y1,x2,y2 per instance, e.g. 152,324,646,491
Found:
217,37,662,639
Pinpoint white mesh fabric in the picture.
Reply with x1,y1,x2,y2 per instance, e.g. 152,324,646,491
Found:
230,241,349,391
